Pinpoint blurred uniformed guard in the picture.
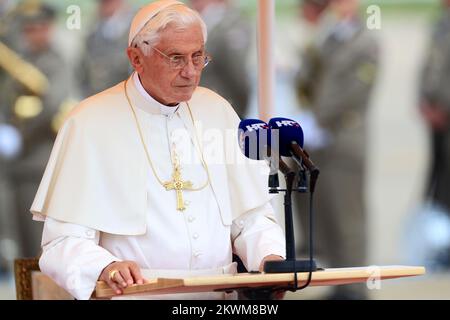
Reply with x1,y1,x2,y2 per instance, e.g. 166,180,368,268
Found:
77,0,134,98
190,0,251,119
295,0,379,300
420,0,450,217
0,0,71,265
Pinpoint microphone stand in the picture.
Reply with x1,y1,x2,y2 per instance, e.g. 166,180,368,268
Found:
265,164,318,273
264,146,319,294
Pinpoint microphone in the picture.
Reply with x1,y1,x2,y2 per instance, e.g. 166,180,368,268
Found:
238,119,293,179
237,119,270,161
268,118,320,193
239,119,318,279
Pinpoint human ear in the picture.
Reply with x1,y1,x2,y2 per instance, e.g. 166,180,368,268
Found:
126,47,144,73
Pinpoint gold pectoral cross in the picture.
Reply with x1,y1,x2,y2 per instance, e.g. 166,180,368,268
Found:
163,162,193,211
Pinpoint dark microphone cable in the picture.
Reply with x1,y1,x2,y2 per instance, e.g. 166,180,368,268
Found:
296,189,315,290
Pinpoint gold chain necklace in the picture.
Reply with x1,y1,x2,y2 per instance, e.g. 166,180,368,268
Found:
124,78,212,210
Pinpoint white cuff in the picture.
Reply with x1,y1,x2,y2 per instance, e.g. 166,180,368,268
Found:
231,203,286,272
39,218,121,300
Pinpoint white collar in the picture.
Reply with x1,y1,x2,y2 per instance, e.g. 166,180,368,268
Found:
132,72,179,117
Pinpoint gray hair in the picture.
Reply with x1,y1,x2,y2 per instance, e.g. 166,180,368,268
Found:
130,4,208,56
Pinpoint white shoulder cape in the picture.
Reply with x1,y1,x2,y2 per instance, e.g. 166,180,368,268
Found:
31,78,273,235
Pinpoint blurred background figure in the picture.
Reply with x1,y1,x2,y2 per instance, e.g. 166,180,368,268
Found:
294,0,379,299
77,0,134,98
0,0,19,47
0,0,70,270
0,0,19,279
414,0,450,270
291,0,332,150
420,0,450,220
295,0,330,112
190,0,251,118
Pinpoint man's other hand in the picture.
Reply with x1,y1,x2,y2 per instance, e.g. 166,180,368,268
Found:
259,254,284,272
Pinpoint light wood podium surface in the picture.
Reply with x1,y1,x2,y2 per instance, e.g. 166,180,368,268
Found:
94,265,425,299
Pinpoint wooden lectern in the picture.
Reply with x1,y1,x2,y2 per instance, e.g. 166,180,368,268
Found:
94,265,425,299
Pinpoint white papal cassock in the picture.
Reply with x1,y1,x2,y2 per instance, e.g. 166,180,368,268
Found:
31,72,286,300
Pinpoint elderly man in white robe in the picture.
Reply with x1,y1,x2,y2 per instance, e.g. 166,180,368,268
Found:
30,0,286,300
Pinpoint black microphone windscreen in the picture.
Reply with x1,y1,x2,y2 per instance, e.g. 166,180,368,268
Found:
268,118,304,157
238,119,271,160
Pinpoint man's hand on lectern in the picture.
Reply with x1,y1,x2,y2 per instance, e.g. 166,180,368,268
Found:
99,261,146,295
259,255,284,272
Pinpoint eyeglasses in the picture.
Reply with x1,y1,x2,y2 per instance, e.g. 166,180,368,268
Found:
143,41,212,70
